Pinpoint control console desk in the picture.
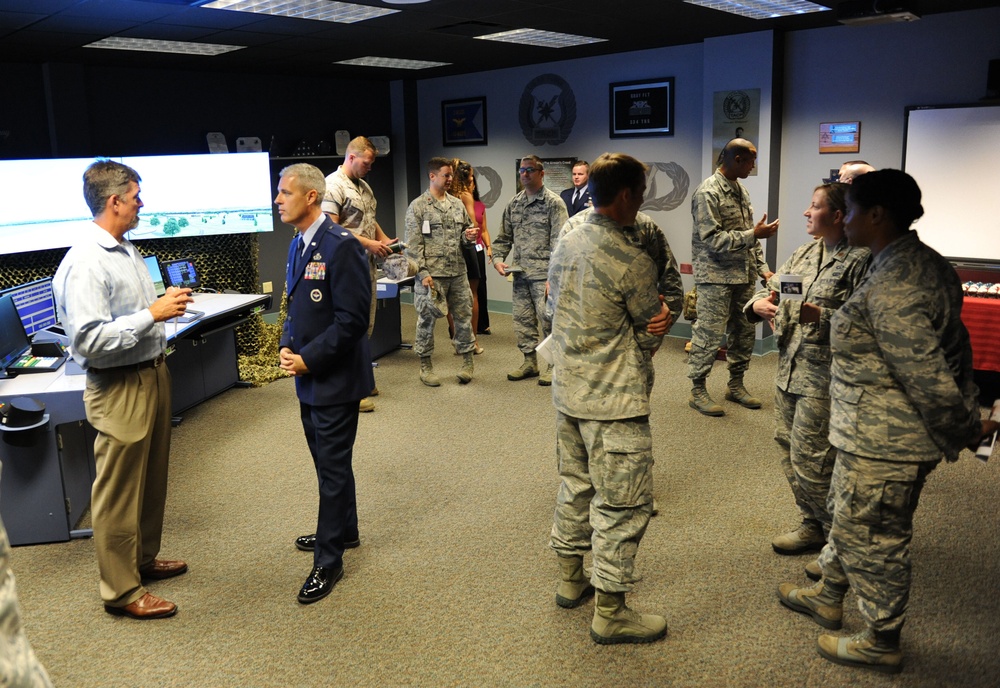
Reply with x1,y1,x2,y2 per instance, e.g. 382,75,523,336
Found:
0,292,269,546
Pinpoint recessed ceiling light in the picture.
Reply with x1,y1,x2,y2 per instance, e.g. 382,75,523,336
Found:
202,0,399,24
475,28,606,48
683,0,831,20
335,56,450,69
84,37,245,55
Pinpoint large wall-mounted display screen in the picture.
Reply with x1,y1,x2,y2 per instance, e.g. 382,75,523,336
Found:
0,152,274,256
903,103,1000,264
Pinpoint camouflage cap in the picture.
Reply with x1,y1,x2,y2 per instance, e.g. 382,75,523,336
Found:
382,253,418,281
428,284,449,319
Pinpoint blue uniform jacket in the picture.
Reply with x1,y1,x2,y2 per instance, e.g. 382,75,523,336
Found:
279,217,374,406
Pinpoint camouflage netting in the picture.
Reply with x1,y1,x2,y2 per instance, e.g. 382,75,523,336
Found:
238,289,291,387
0,233,287,387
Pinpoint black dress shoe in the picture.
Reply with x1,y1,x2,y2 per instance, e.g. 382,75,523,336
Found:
297,565,343,604
295,534,361,551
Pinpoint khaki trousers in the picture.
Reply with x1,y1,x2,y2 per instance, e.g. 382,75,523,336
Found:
84,362,173,606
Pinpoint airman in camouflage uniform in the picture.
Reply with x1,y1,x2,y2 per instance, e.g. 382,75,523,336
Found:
777,171,996,674
745,183,871,560
492,155,568,386
1,473,53,687
688,139,778,416
404,157,477,386
562,208,683,394
547,153,671,645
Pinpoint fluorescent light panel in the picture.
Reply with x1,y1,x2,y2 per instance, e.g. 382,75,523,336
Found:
336,56,449,69
475,28,606,48
202,0,398,24
683,0,831,20
84,37,245,55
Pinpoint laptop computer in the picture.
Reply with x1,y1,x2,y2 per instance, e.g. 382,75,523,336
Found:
157,257,204,323
0,294,66,376
143,254,167,297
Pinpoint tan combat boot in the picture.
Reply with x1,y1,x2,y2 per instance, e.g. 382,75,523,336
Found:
804,558,822,581
538,363,552,386
689,380,724,416
777,579,847,630
456,352,474,384
590,590,668,645
507,352,539,381
817,628,903,674
771,520,825,555
419,357,440,387
725,374,762,408
555,555,594,609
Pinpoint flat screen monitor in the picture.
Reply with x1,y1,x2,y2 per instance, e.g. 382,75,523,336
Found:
0,295,30,370
0,277,58,337
144,255,166,297
162,258,200,290
0,152,275,256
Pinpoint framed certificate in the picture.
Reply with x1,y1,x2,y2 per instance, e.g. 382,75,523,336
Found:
609,77,674,138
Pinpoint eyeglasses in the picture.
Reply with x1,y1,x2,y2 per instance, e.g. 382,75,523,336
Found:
518,167,539,174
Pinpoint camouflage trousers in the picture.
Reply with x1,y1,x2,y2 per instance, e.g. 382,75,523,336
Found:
413,275,474,357
817,450,937,633
774,387,836,534
550,412,654,593
1,508,54,688
511,275,550,354
365,269,377,338
687,282,756,381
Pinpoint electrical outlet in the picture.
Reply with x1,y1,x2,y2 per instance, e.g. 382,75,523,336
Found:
262,281,273,293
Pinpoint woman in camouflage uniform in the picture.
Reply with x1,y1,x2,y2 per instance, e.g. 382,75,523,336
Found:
746,183,870,570
776,170,998,674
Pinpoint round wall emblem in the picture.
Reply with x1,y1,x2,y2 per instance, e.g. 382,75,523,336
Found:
519,74,576,145
723,91,752,122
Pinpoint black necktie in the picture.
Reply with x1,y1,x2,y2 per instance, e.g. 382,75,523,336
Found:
573,189,582,206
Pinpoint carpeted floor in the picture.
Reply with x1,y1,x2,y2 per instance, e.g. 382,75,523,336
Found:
9,308,1000,687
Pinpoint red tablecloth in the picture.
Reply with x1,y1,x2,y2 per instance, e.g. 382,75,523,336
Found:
962,297,1000,372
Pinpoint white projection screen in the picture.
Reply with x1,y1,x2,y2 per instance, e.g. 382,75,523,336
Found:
903,103,1000,265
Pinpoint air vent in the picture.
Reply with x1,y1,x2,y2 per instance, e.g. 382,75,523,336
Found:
837,1,921,26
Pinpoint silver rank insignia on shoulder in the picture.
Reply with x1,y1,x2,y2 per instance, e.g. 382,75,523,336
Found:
342,231,349,236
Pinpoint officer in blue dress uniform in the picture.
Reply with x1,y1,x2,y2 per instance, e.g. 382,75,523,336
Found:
276,163,374,604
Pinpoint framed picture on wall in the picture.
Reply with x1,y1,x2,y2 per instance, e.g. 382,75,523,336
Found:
442,97,488,146
819,121,861,154
609,77,674,138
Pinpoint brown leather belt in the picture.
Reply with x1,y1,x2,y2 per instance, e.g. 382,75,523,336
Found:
88,353,166,375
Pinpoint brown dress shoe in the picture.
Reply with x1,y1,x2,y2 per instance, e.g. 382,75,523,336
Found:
139,558,188,580
105,592,177,619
